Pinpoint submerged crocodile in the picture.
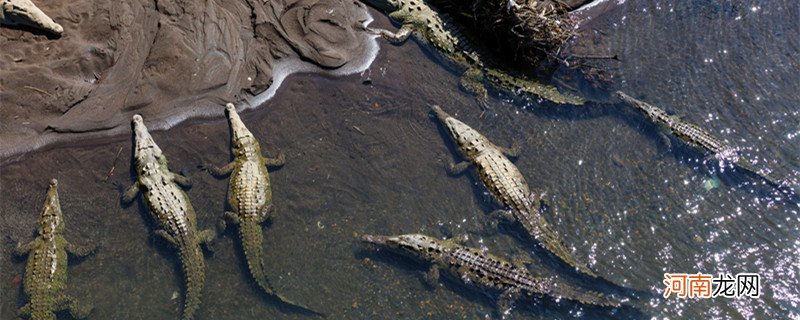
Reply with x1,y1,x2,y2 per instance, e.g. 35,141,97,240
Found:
121,114,216,320
14,179,95,320
205,103,320,314
431,105,597,278
616,91,784,188
362,233,624,315
360,0,584,106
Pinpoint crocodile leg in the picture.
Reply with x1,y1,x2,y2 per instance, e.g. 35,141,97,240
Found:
368,24,413,43
264,152,286,168
196,229,216,245
259,204,275,221
218,211,239,232
223,211,240,223
486,209,515,230
56,294,93,319
13,240,34,256
446,234,469,245
497,141,521,158
497,287,521,316
205,162,234,177
65,240,97,257
460,68,489,109
424,265,440,288
154,230,177,246
446,161,472,176
120,182,140,204
172,173,193,188
17,303,31,317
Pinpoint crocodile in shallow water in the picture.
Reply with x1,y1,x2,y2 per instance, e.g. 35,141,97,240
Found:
14,179,95,320
362,233,624,315
205,103,321,315
360,0,584,106
431,105,598,278
121,114,216,320
616,91,785,189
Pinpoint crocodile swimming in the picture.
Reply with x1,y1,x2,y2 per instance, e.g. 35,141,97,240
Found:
359,0,584,106
431,105,597,278
14,179,95,320
205,103,321,315
362,233,624,315
615,91,785,189
121,114,216,320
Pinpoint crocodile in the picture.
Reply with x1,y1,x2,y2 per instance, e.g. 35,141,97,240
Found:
359,0,584,106
205,103,321,315
615,91,785,188
14,179,95,320
121,114,216,320
362,233,624,315
1,0,63,34
431,105,598,278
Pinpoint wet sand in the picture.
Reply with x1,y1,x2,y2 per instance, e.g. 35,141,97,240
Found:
0,0,378,161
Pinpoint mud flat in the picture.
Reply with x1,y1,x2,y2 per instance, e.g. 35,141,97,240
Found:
0,0,379,162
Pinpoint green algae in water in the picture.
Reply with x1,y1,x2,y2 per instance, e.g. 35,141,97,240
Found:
704,177,720,191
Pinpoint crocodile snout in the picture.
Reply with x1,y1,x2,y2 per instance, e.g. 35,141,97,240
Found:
361,234,389,245
430,105,452,123
224,103,236,116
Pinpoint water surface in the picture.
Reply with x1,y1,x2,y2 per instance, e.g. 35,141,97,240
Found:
2,1,799,319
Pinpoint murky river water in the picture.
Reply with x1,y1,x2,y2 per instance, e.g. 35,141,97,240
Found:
2,0,799,319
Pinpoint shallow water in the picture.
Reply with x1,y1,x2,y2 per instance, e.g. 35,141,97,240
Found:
2,1,800,319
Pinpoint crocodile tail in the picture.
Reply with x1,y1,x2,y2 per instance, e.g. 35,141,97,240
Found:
551,283,627,308
520,210,598,278
734,158,785,188
239,222,324,316
484,68,585,105
178,241,205,320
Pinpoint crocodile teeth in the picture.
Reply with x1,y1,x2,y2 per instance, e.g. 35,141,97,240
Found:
1,0,63,34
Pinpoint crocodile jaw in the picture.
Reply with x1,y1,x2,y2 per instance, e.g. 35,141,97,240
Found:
431,105,485,157
362,233,443,260
361,234,390,245
225,103,254,143
616,91,674,126
38,178,63,235
131,114,164,161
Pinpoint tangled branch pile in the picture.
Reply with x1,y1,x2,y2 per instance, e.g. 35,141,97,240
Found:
472,0,576,65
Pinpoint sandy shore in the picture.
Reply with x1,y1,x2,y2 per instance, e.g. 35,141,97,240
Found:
0,0,378,162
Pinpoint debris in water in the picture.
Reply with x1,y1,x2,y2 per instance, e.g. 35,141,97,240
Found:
704,177,720,191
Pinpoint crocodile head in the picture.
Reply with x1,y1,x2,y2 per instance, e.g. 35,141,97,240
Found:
224,103,256,146
362,233,447,262
431,105,486,158
38,179,64,236
131,114,166,166
615,91,671,123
